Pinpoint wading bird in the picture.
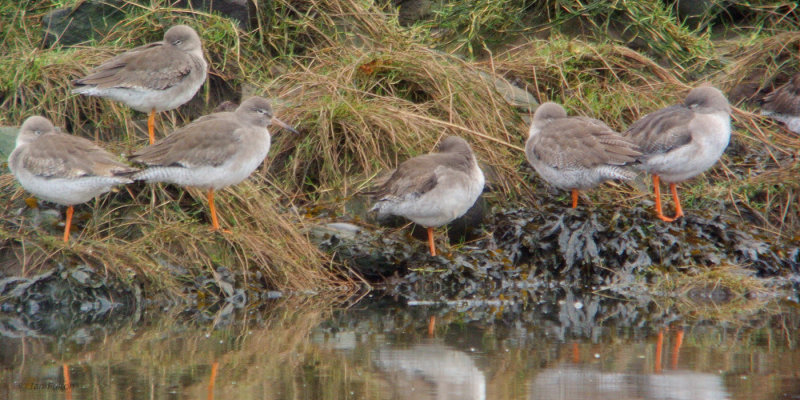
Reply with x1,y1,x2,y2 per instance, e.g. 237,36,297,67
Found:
624,86,732,222
129,96,297,231
369,136,485,256
525,102,640,208
73,25,207,144
9,116,137,242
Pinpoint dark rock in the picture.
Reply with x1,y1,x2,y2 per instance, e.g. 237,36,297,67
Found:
169,0,253,28
42,0,253,48
42,0,126,47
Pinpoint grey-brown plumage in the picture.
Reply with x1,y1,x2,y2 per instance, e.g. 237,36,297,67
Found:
72,25,207,112
8,116,136,242
623,86,732,222
761,73,800,134
72,25,207,144
129,96,296,231
525,102,640,208
623,86,731,183
9,116,136,203
369,136,485,256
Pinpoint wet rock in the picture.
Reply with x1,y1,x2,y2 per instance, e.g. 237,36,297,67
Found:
392,0,433,26
0,126,18,162
672,0,715,28
42,0,126,47
686,285,733,304
0,264,138,333
317,196,798,302
494,205,799,280
311,222,362,241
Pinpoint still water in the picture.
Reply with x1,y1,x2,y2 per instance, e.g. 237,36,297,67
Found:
1,292,798,399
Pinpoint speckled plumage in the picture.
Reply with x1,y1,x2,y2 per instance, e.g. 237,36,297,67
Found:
130,97,279,188
9,116,136,205
624,86,731,183
370,136,485,228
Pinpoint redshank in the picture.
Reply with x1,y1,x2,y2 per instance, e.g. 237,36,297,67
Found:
369,136,485,256
623,86,732,222
8,116,136,242
129,96,297,231
526,102,641,208
73,25,207,144
761,73,800,134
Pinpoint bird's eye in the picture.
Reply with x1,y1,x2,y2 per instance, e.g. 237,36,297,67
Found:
173,39,183,46
34,129,42,135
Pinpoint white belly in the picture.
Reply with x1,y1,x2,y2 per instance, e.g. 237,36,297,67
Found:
73,65,207,113
529,158,632,191
376,164,485,228
133,140,270,189
13,169,131,206
641,113,731,183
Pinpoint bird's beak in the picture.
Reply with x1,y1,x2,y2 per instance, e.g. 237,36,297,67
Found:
271,117,299,134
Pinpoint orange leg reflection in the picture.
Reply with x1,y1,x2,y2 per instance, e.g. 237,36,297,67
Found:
207,361,219,400
654,330,664,373
671,328,684,369
427,315,436,338
63,363,72,400
571,342,580,363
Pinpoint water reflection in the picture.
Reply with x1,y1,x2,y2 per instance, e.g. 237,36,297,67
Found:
530,367,728,400
376,343,486,400
0,293,798,400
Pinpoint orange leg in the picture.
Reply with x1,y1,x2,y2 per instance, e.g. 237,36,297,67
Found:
63,206,74,243
571,189,579,208
147,108,156,145
427,227,436,256
671,328,684,369
63,363,72,399
207,188,222,231
653,175,676,222
655,330,664,373
207,361,219,400
669,183,684,221
428,315,436,338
